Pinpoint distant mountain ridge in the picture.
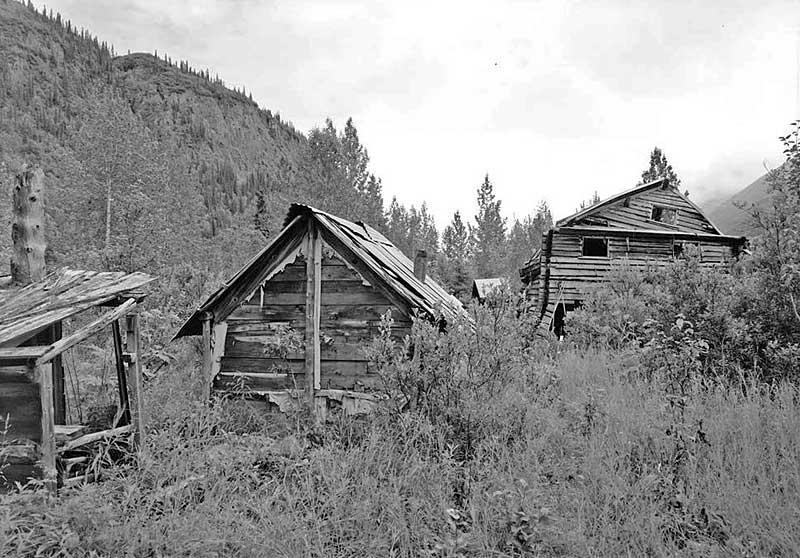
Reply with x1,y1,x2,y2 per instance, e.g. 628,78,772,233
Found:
703,170,775,238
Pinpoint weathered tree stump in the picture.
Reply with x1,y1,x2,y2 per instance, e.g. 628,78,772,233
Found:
11,167,46,285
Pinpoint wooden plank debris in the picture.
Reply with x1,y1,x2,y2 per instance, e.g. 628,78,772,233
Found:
59,424,133,453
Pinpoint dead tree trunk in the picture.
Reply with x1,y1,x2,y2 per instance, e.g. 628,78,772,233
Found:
11,167,46,285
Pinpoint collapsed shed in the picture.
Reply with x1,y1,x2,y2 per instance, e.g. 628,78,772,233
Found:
521,178,747,335
174,204,467,418
0,169,154,491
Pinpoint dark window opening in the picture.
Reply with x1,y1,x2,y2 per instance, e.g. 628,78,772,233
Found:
651,206,678,225
673,241,684,258
582,237,608,257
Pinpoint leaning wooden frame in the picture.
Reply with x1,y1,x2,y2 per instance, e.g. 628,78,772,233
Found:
0,270,154,493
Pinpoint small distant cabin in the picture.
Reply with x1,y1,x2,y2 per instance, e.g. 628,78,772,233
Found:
471,278,504,303
174,204,467,418
520,178,747,335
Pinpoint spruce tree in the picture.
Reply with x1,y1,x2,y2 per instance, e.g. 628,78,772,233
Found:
441,211,471,299
638,146,681,187
472,174,506,277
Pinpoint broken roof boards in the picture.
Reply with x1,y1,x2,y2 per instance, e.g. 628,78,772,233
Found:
0,267,154,492
176,204,468,417
522,178,747,334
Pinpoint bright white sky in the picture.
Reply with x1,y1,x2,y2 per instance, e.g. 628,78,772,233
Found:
44,0,800,226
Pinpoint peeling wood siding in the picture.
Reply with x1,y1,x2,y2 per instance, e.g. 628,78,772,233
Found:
218,255,307,392
573,187,716,233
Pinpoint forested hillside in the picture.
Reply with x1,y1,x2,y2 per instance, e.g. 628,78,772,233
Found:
0,0,551,313
0,0,385,251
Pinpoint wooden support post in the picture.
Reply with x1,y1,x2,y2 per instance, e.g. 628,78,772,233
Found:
112,320,131,425
50,321,66,425
11,167,46,286
34,363,56,493
304,221,322,412
124,313,145,446
201,313,213,402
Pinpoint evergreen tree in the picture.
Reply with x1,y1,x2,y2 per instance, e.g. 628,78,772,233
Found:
340,118,385,227
638,146,681,187
384,197,438,262
579,191,601,210
362,174,386,228
505,201,553,282
441,211,471,299
472,174,506,277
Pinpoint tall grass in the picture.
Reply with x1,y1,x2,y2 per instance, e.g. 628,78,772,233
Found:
2,309,799,557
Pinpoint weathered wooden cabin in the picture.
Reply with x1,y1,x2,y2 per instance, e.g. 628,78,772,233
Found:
520,178,747,334
174,204,467,418
0,168,154,491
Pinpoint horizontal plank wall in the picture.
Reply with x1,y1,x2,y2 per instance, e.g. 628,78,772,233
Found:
214,242,412,396
318,247,411,391
217,253,309,393
543,231,740,308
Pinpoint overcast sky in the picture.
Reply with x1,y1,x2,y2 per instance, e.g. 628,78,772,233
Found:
43,0,800,225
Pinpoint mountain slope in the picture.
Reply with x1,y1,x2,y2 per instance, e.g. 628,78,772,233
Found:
0,0,394,280
704,170,775,237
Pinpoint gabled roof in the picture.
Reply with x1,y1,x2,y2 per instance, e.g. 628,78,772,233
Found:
555,177,723,234
472,278,505,300
0,268,155,347
175,204,467,338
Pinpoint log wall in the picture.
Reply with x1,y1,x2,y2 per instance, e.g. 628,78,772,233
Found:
541,231,740,308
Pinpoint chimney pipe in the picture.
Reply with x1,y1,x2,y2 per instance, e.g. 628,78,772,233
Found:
11,167,46,285
413,249,427,282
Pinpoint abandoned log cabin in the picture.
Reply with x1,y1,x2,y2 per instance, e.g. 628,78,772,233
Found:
174,204,468,418
520,178,748,334
0,168,155,492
